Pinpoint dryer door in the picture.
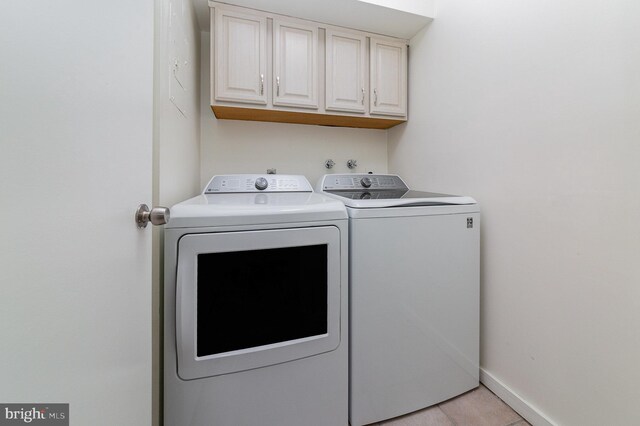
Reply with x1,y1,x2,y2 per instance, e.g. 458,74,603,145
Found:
176,226,341,380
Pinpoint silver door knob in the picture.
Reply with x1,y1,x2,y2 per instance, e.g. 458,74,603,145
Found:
136,204,170,228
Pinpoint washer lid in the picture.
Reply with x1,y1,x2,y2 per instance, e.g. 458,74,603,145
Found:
317,174,476,208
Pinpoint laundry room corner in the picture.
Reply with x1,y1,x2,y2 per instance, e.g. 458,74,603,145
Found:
153,0,203,425
5,0,640,424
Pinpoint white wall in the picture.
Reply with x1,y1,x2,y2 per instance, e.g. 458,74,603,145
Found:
358,0,435,17
156,0,202,207
199,32,388,187
153,0,202,424
389,1,640,424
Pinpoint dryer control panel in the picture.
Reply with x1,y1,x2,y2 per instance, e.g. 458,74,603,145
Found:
204,174,313,193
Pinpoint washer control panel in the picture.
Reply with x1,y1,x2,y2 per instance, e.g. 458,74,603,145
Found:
204,174,313,193
321,174,409,191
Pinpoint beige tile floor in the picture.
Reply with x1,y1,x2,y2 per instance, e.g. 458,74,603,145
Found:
368,385,531,426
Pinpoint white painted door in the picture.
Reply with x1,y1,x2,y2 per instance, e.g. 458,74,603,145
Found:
273,19,319,109
214,7,267,104
370,37,408,116
326,29,367,113
0,2,153,426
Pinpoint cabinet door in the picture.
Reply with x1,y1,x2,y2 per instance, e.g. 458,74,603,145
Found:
214,8,267,104
370,38,407,116
326,30,367,113
273,19,318,109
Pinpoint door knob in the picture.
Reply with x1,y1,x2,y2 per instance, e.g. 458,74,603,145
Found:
136,204,170,228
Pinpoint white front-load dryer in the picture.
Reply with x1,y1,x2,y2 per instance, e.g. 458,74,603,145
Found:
164,175,348,426
318,174,480,426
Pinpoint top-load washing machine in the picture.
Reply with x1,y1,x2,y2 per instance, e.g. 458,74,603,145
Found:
318,174,480,426
164,174,348,426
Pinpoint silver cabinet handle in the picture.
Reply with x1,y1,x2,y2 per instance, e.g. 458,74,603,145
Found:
260,74,264,95
276,76,280,97
373,89,378,106
362,87,365,105
136,204,170,228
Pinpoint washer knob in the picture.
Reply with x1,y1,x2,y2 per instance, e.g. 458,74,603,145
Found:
360,177,372,188
255,177,268,190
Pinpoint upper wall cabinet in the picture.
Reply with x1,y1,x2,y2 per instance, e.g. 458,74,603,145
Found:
370,38,407,117
210,2,408,130
214,8,267,104
325,29,367,114
273,20,319,109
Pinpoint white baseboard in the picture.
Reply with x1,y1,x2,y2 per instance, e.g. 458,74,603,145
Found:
479,368,557,426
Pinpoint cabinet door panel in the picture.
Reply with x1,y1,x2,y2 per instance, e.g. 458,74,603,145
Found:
214,8,267,104
273,20,318,109
326,30,366,113
370,38,407,116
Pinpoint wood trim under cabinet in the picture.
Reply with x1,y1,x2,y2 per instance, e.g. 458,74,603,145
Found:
211,105,405,129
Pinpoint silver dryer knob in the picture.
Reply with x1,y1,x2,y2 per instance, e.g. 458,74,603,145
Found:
255,177,269,190
360,177,372,188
